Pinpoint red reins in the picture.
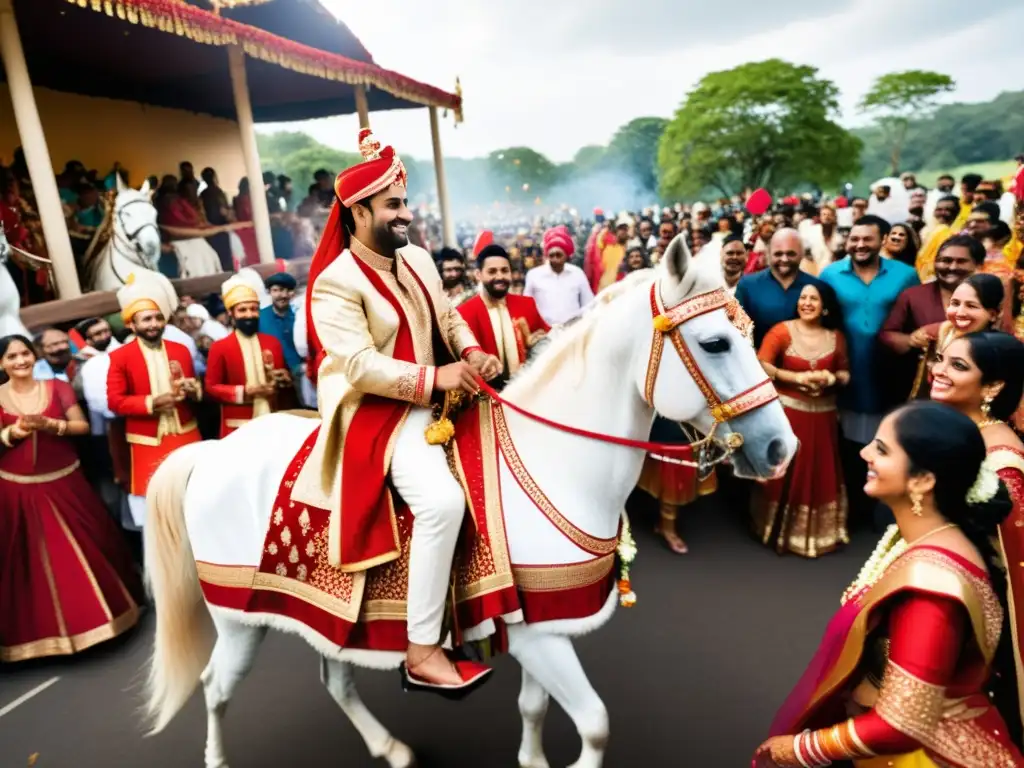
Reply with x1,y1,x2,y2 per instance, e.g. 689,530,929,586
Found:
475,379,696,457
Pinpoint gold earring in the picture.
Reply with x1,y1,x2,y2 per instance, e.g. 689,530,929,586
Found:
911,491,924,517
981,396,993,418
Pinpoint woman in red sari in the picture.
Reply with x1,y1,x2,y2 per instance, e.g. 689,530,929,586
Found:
753,283,850,557
930,330,1024,746
0,335,143,662
755,401,1024,767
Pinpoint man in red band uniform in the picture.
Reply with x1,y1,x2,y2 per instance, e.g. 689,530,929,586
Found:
297,129,501,695
204,276,289,438
458,243,549,388
107,272,202,529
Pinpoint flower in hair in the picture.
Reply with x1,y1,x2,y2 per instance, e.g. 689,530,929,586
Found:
967,458,1000,506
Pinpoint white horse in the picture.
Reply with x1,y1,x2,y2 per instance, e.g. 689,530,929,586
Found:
141,235,797,768
0,225,31,338
88,176,163,292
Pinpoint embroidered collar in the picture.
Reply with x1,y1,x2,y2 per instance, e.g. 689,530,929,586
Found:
351,236,397,272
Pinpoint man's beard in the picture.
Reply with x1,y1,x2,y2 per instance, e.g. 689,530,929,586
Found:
49,351,72,370
374,218,409,252
442,275,464,290
235,317,260,337
484,280,510,300
137,327,164,345
91,337,112,352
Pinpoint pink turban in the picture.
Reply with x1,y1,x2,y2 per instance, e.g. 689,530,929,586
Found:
542,225,575,257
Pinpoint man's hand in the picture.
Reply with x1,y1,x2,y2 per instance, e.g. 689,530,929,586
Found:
435,361,480,394
246,382,277,398
151,393,178,412
908,327,932,350
467,350,502,381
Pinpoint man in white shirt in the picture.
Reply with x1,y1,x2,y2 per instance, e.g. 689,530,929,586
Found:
524,225,594,326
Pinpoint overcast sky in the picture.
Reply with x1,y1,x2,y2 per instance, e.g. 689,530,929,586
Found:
257,0,1023,163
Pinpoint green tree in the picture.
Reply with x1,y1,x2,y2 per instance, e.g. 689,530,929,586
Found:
859,70,955,174
572,145,607,175
256,131,321,169
658,59,861,200
605,117,668,194
487,147,560,202
275,147,361,192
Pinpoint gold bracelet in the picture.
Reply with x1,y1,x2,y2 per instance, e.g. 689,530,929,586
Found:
56,420,67,437
0,425,13,448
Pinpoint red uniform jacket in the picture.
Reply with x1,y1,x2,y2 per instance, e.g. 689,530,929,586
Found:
106,338,199,446
458,293,549,371
205,331,286,437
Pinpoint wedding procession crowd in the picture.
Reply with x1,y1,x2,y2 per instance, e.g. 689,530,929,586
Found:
3,126,1024,766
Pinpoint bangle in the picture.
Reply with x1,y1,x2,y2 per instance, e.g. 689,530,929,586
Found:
0,425,13,448
793,732,812,768
56,420,67,437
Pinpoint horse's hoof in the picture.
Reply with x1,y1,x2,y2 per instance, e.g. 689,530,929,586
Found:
381,741,416,768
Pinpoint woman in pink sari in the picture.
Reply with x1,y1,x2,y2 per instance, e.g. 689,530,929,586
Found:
755,402,1023,767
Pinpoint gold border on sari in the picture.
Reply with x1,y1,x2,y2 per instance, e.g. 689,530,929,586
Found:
779,394,837,413
0,460,80,484
806,548,1001,717
513,554,615,592
0,607,140,662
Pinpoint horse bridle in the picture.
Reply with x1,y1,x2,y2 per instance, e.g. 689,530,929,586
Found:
643,284,778,471
111,198,160,285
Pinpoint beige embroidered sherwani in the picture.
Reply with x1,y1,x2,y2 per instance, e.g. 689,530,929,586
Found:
291,239,479,524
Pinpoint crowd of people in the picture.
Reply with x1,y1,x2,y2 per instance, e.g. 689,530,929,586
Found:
4,127,1024,764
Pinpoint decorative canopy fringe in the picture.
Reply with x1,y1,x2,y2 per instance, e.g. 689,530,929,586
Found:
66,0,464,121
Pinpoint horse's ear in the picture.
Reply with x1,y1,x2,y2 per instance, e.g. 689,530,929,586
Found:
664,233,691,282
115,172,127,194
139,178,151,196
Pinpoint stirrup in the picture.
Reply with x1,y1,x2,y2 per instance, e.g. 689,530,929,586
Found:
399,648,492,701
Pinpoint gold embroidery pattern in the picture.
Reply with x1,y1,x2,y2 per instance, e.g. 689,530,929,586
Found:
930,715,1020,767
273,507,283,526
266,542,278,556
307,526,356,603
875,661,945,743
363,513,414,610
513,555,615,592
281,525,292,547
394,371,417,402
753,497,849,558
872,548,1003,658
494,404,618,556
298,508,311,536
288,546,300,564
305,541,315,558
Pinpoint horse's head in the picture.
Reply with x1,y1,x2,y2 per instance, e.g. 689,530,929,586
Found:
113,175,161,270
642,234,796,480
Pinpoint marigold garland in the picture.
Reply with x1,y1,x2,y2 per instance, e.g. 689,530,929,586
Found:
63,0,463,121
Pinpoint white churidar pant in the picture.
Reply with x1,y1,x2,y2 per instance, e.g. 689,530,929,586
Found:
389,406,467,646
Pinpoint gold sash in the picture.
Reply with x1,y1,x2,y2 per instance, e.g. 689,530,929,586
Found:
236,331,270,419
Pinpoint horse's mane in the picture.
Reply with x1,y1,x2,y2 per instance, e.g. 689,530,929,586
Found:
503,246,726,399
504,269,657,398
82,190,118,286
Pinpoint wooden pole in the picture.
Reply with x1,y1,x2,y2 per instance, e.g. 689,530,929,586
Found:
354,86,370,130
429,107,455,247
0,0,81,299
227,45,275,265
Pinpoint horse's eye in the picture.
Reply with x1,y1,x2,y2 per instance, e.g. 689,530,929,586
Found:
699,337,730,354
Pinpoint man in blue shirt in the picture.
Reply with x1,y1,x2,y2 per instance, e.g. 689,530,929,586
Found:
259,272,301,375
819,215,918,526
735,228,823,350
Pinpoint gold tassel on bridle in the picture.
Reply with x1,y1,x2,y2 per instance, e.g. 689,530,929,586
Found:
425,389,465,445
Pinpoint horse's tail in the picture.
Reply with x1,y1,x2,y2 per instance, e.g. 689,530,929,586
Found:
142,440,214,736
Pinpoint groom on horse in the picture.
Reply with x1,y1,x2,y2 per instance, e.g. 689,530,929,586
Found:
296,129,502,696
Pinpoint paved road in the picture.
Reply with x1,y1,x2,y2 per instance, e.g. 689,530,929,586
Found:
0,488,873,767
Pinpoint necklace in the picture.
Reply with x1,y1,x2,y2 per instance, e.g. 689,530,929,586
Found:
975,418,1003,430
841,522,958,604
7,381,44,415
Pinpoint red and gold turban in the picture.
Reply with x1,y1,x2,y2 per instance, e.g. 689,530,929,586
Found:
542,225,575,257
307,129,408,384
333,129,408,207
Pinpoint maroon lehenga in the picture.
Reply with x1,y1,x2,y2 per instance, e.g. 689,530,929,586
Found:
752,321,849,557
0,380,143,662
